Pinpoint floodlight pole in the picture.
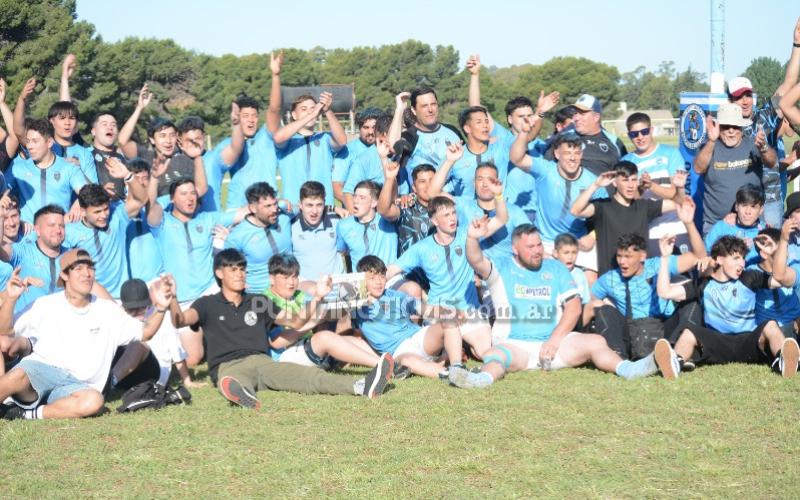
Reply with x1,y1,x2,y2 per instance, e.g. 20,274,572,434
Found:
709,0,725,93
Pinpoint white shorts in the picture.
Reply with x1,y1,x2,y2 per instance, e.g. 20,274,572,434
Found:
492,332,581,371
393,326,440,361
277,343,315,367
542,241,597,273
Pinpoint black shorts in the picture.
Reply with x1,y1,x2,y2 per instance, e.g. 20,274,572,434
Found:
685,321,775,366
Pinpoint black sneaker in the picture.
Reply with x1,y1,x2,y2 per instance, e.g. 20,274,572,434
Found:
1,404,25,420
218,376,261,409
363,353,393,399
678,356,696,373
393,363,412,381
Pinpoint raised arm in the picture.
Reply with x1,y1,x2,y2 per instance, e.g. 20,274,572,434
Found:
276,275,333,330
272,100,323,146
776,17,800,97
377,146,402,222
528,90,561,142
657,170,688,213
178,128,209,197
59,53,77,102
0,196,14,261
105,156,146,217
656,235,687,301
466,54,497,133
388,92,410,146
428,142,463,197
509,120,534,170
773,218,799,285
0,79,18,157
754,126,778,168
485,179,508,235
219,103,245,167
693,117,719,174
571,171,614,218
145,172,164,228
465,216,493,279
118,84,152,159
266,51,284,134
140,278,173,342
321,92,347,148
780,83,800,133
12,78,36,145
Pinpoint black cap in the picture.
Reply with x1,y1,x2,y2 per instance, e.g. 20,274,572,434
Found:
120,279,152,309
786,193,800,219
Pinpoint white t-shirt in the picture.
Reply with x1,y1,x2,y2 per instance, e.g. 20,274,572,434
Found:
143,308,186,385
16,292,142,391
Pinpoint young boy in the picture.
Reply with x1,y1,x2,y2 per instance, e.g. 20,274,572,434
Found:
265,254,382,370
750,228,800,333
354,255,474,379
552,233,590,328
705,183,766,266
291,181,344,282
655,235,799,379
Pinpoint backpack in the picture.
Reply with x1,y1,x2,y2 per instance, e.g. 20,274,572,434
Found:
116,381,192,413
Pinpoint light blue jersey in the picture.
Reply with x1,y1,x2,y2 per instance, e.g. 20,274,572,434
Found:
488,257,578,342
342,148,410,196
502,129,546,216
58,143,98,184
125,209,164,283
592,256,679,319
704,220,764,267
333,138,371,184
445,140,509,198
8,241,66,314
531,159,607,243
149,210,236,302
570,266,590,305
277,132,338,206
454,196,529,261
336,213,398,267
7,156,87,223
687,270,770,334
403,124,462,190
396,228,480,309
64,202,131,298
753,263,800,327
224,127,279,209
199,145,229,213
291,213,344,281
352,289,421,355
224,213,293,294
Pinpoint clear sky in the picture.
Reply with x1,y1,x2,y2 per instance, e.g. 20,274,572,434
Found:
75,0,797,80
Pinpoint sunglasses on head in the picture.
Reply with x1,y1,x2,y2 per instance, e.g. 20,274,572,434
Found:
627,128,650,139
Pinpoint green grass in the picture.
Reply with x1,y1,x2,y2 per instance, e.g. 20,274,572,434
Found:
3,363,800,497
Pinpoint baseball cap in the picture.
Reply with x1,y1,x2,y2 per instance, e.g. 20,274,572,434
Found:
120,279,152,310
785,192,800,219
716,102,752,128
573,94,602,114
57,249,94,287
728,76,753,98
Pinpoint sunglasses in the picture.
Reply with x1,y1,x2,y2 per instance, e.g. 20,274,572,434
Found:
720,124,741,131
627,128,651,139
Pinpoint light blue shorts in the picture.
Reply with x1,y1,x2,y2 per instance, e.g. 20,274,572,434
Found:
12,359,93,409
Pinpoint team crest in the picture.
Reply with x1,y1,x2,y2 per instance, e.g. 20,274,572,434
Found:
53,172,61,182
599,143,609,153
314,139,320,146
541,272,552,281
370,223,376,231
680,104,707,150
455,246,463,256
195,225,204,233
95,153,104,162
244,311,257,326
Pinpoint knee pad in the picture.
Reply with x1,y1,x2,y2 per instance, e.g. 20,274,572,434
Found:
484,345,512,370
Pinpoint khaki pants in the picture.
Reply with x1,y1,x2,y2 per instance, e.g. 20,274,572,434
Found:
217,354,356,396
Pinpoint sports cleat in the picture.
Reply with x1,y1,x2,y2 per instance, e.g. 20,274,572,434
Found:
448,365,493,389
654,339,680,380
779,338,799,379
218,376,261,409
393,363,412,381
364,353,393,399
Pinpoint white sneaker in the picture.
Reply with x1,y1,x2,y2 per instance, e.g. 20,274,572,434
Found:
779,338,799,379
654,339,680,380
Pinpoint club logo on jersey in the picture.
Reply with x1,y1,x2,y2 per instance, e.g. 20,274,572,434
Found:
541,272,552,281
196,225,203,233
680,104,707,150
599,143,609,153
244,311,257,326
455,246,463,256
89,327,100,335
370,223,376,231
218,316,225,321
514,284,551,300
314,139,320,146
53,172,61,182
95,153,104,162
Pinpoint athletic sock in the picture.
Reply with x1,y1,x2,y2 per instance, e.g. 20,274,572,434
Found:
615,354,658,380
474,371,494,385
24,406,44,420
353,378,365,395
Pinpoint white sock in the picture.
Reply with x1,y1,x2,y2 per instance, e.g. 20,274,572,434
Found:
353,378,365,395
24,406,44,420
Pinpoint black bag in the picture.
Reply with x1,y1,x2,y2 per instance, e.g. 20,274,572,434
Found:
116,381,192,413
626,317,666,360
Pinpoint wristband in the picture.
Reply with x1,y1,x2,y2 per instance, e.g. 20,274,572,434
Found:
494,194,504,201
537,112,545,118
124,173,134,183
794,43,800,48
156,307,168,313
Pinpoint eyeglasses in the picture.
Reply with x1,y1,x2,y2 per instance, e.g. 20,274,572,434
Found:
720,124,742,131
627,128,651,139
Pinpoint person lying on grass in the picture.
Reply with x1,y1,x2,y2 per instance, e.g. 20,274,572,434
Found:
653,234,799,380
0,250,173,420
352,254,479,380
448,221,675,389
170,249,393,410
265,253,383,371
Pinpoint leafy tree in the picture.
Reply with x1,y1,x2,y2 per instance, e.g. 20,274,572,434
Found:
744,57,785,105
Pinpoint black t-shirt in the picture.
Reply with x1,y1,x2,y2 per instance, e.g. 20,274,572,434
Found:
592,197,663,275
135,144,196,197
0,136,11,172
575,132,627,176
90,147,127,201
191,292,278,383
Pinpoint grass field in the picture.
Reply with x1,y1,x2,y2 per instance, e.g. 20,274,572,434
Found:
2,363,800,497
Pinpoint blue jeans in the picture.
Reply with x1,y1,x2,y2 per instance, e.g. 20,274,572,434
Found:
12,359,92,409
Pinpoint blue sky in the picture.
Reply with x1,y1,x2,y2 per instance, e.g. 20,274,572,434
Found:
76,0,797,80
